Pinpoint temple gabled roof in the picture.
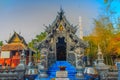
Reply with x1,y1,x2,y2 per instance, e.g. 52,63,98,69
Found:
37,9,88,49
45,8,77,34
2,43,27,51
7,31,27,46
1,32,28,51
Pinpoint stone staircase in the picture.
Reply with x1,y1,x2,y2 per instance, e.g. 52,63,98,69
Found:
48,61,76,79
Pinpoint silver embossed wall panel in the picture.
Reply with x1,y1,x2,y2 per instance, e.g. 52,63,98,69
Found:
67,53,76,67
47,52,55,67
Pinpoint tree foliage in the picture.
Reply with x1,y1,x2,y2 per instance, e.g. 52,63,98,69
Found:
0,41,3,46
28,32,46,50
28,32,47,61
84,0,120,65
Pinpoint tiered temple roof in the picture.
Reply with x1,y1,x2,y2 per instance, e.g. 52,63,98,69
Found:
2,32,27,51
2,43,27,51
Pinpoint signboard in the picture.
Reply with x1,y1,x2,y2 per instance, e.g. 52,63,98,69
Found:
56,71,68,78
1,51,10,58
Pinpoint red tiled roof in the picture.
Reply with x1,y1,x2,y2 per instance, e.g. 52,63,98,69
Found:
1,43,27,51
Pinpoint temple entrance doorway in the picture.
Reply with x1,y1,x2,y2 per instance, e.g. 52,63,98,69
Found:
56,37,66,61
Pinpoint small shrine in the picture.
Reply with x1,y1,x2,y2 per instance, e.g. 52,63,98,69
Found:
95,45,109,79
96,45,109,68
0,32,34,68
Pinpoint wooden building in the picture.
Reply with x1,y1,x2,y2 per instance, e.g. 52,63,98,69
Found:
0,32,33,68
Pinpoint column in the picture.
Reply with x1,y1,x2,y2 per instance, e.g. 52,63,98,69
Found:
29,49,32,62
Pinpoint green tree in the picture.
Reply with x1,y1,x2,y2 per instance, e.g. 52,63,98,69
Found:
28,32,47,62
0,41,3,46
28,32,47,50
84,20,114,65
84,0,119,65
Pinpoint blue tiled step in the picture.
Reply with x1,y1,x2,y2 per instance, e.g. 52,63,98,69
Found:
48,61,76,79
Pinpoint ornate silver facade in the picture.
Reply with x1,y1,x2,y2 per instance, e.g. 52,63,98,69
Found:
36,9,87,69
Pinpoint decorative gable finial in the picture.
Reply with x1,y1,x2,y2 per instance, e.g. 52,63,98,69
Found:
97,44,103,60
58,7,64,20
98,44,101,53
60,6,64,13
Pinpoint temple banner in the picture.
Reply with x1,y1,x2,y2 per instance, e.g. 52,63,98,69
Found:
1,51,10,58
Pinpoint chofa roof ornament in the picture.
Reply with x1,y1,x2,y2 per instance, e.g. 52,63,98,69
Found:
58,7,64,20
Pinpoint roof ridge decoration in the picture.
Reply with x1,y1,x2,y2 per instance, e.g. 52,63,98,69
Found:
45,8,77,34
58,7,64,20
39,9,88,49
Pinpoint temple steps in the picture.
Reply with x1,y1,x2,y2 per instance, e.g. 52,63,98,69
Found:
48,61,76,79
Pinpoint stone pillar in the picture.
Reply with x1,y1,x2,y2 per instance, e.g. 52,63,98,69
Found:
117,62,120,80
29,49,32,62
76,53,84,79
16,50,26,80
38,62,48,78
20,50,26,64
